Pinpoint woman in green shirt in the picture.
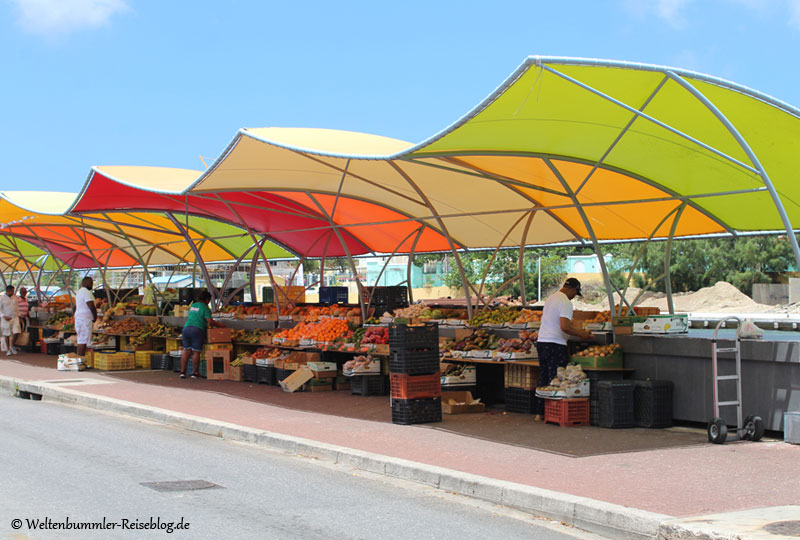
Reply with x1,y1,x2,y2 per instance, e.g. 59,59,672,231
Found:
179,290,215,378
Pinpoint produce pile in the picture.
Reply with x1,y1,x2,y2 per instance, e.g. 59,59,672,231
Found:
273,317,352,342
134,305,158,316
231,328,273,343
129,322,180,345
450,328,500,351
360,326,388,345
537,364,587,392
573,343,622,358
441,363,472,377
47,312,73,327
512,309,542,324
468,307,519,327
343,354,375,372
101,318,145,335
495,330,537,353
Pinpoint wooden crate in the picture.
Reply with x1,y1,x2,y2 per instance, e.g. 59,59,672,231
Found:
504,363,538,390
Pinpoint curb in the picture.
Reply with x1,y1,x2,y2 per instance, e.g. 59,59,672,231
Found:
3,376,695,539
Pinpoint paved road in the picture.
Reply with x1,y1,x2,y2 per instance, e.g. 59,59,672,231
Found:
0,393,603,539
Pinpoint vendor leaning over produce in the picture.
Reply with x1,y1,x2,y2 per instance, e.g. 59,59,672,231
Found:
534,278,593,421
75,277,98,358
179,290,222,379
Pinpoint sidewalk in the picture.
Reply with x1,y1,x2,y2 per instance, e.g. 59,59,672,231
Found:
2,353,799,539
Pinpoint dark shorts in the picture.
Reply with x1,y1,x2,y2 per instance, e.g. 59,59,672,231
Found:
535,341,570,415
182,325,205,352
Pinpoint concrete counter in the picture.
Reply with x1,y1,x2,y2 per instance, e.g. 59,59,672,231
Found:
617,333,800,431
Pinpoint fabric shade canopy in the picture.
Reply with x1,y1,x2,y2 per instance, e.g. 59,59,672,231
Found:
6,56,800,274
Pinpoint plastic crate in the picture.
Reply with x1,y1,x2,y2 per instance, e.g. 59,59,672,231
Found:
441,384,478,394
390,372,441,400
597,380,635,428
242,364,258,382
504,363,537,390
369,286,409,311
319,287,349,305
257,365,277,385
350,374,387,396
504,387,537,414
391,397,442,425
198,359,207,378
389,350,439,376
275,368,294,383
389,323,438,350
153,353,173,370
544,398,590,427
59,343,77,355
41,341,61,355
135,350,160,368
93,352,135,371
634,380,674,428
166,338,181,353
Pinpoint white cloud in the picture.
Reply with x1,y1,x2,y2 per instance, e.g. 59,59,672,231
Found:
655,0,691,28
11,0,129,36
788,0,800,30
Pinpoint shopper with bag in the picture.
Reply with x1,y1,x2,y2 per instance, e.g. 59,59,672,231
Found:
0,285,21,355
15,287,29,347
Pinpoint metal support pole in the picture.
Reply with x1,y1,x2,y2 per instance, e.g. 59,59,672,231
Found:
667,70,800,271
166,213,219,307
406,228,424,304
545,158,618,316
518,211,536,306
389,161,474,319
665,203,687,314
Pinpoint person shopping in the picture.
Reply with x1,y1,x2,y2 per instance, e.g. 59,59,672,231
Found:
16,287,29,332
75,277,98,359
1,285,20,355
534,278,594,421
179,290,221,379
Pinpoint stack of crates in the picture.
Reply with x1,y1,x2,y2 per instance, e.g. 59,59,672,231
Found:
597,380,635,428
389,323,441,425
504,363,539,414
135,350,161,369
634,380,674,428
369,286,409,314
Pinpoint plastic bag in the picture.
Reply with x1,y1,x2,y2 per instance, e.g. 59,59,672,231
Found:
737,319,764,339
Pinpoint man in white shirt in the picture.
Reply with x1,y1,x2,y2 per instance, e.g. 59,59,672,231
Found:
535,278,594,421
74,277,98,358
0,285,20,355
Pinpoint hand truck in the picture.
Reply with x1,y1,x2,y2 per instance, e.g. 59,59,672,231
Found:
708,316,764,444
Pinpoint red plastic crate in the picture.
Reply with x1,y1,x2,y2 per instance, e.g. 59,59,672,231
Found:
390,372,441,400
544,398,590,427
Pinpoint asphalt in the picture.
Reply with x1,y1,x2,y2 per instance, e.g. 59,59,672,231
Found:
3,352,800,540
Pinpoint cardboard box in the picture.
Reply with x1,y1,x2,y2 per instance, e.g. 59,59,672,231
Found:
205,349,232,380
570,350,623,369
633,314,689,334
280,365,314,392
441,365,477,386
442,391,485,414
241,355,255,365
287,350,321,364
312,370,337,380
307,361,337,372
207,327,232,343
535,379,590,398
306,383,333,392
229,366,243,382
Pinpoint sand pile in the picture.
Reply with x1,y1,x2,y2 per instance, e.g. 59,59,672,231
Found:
574,281,775,313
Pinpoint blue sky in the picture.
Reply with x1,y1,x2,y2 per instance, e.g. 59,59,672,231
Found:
2,0,800,192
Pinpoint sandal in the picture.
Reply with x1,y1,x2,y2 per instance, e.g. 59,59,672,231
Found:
179,372,186,379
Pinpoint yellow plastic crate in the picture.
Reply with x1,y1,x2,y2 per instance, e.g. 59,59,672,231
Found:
135,350,160,368
93,352,135,371
166,338,181,352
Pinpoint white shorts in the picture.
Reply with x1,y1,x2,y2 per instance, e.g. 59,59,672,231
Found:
1,317,20,337
75,318,93,345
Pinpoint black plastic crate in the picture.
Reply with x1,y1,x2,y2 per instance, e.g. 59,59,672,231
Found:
319,287,349,305
242,364,258,383
389,323,439,350
391,397,442,425
150,353,171,370
369,286,409,310
590,393,600,426
597,380,635,428
44,342,61,355
389,350,440,376
60,343,77,355
275,368,294,383
257,365,277,385
441,384,478,394
504,387,536,414
634,380,674,428
350,374,387,396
